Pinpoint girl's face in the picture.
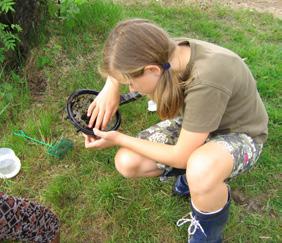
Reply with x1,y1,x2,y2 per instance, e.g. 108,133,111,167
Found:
128,65,161,95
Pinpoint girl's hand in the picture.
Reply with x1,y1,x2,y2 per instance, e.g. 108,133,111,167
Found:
87,76,120,130
83,129,119,149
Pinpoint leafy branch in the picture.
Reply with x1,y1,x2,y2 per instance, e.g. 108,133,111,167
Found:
0,0,22,64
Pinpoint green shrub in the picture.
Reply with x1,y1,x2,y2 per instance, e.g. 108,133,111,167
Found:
0,0,22,64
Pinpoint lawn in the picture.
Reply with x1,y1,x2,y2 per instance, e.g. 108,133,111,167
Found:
0,0,281,242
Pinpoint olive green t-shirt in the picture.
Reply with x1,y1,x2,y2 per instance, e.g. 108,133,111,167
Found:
180,39,268,144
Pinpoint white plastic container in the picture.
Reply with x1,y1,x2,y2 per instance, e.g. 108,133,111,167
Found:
0,148,21,179
147,100,157,112
0,148,15,159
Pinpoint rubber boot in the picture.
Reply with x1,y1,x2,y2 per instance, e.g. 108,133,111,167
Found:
177,187,231,243
172,174,190,197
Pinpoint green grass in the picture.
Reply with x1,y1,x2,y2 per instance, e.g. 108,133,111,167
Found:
0,0,281,242
0,70,30,127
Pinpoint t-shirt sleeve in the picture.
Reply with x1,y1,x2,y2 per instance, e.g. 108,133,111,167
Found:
182,84,231,132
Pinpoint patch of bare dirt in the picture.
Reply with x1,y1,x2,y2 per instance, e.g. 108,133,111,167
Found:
223,0,282,19
114,0,282,19
23,55,47,100
231,189,278,218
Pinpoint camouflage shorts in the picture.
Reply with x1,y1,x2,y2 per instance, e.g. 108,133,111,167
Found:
137,117,263,179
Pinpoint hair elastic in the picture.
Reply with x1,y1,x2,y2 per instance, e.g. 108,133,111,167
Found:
162,62,171,71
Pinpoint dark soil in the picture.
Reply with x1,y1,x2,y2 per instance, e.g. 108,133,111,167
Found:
71,94,94,128
231,189,278,218
23,56,47,100
70,94,117,132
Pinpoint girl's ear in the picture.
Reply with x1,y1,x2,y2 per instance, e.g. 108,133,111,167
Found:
144,65,162,75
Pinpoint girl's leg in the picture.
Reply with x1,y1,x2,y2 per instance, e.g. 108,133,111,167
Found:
178,133,263,242
115,117,182,178
115,147,163,178
176,142,233,242
187,132,263,212
186,141,234,212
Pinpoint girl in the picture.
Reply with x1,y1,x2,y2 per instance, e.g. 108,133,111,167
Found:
84,19,268,242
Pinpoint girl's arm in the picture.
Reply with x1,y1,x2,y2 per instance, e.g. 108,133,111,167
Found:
89,128,209,168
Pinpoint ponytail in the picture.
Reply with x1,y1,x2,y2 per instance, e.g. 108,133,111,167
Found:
153,68,184,119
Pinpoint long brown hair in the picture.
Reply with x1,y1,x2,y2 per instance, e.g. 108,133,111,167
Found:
100,19,184,119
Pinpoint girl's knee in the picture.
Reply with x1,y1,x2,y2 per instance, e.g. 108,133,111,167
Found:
186,151,218,194
115,148,141,178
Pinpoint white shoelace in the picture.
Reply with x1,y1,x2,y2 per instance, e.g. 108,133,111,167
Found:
176,212,207,239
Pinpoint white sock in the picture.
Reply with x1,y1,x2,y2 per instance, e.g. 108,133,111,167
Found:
191,200,224,215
